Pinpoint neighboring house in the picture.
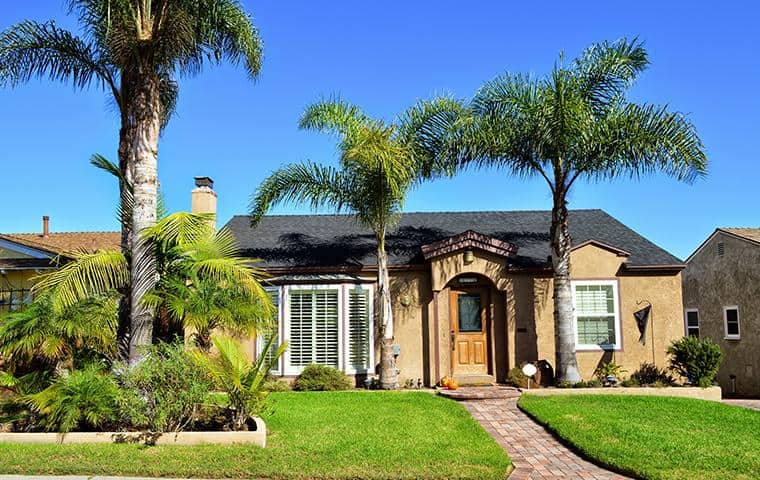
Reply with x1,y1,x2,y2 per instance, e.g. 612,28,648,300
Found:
683,228,760,397
191,182,688,386
0,216,119,312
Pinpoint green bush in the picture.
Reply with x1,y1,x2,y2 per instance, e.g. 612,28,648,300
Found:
506,367,529,388
620,377,640,387
26,363,119,433
594,361,626,381
667,336,723,388
264,378,291,392
118,342,213,432
293,364,353,391
631,362,673,386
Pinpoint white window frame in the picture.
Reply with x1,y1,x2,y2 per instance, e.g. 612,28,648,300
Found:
723,305,741,340
571,279,621,351
256,286,283,375
278,283,375,376
684,308,700,338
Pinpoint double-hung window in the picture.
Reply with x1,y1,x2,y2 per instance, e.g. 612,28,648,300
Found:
572,280,621,350
280,284,374,375
684,309,700,337
724,306,740,340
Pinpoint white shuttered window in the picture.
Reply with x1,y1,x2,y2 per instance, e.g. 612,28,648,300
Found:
348,286,371,373
289,289,340,368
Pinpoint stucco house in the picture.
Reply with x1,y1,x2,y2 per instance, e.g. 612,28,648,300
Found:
683,228,760,397
0,217,118,313
189,182,689,387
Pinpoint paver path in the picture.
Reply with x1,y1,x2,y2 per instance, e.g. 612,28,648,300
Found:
463,398,631,479
723,399,760,411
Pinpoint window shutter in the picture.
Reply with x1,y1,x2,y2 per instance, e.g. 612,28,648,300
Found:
289,289,339,368
348,288,371,371
260,288,281,367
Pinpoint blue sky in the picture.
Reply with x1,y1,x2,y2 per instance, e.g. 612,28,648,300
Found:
0,1,758,260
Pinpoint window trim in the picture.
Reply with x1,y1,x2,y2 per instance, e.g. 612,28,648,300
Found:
723,305,741,340
342,283,375,375
571,279,621,351
684,308,700,338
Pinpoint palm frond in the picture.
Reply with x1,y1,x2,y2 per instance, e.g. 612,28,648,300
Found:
249,162,353,224
299,97,369,140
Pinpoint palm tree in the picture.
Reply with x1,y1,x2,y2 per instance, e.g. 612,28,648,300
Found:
0,1,263,362
419,38,707,382
250,97,454,389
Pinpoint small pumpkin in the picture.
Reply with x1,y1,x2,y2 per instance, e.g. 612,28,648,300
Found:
440,376,452,388
448,381,459,390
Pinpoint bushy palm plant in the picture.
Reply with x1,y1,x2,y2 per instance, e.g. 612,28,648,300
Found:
250,97,454,389
192,335,286,431
26,363,120,433
416,39,707,382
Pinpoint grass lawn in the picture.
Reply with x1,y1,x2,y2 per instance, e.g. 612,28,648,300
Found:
518,394,760,480
0,391,510,479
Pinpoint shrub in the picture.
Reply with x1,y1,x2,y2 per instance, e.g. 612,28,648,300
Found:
118,342,213,433
620,377,640,387
293,364,352,391
192,335,286,430
507,367,529,388
263,379,291,392
26,363,119,433
667,336,723,388
556,380,573,388
586,378,602,388
594,361,626,381
572,381,588,388
631,362,674,386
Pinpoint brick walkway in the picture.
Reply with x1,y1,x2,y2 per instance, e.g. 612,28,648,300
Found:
723,399,760,411
463,398,631,479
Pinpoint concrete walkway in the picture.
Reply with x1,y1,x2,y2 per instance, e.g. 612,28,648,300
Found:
723,399,760,411
462,398,631,479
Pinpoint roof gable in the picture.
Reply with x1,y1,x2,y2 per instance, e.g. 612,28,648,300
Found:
421,230,518,260
0,232,120,258
686,228,760,264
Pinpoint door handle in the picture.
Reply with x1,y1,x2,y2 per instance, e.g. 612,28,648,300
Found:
450,330,455,350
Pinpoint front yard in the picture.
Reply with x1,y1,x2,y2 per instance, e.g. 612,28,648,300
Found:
0,391,510,479
518,394,760,480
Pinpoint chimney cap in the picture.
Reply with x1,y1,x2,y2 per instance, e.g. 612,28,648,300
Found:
194,176,214,189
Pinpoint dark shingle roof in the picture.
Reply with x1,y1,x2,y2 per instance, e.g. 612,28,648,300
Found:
223,209,682,269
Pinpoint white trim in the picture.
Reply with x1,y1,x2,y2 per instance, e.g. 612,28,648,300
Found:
343,283,375,375
723,305,741,340
0,239,54,259
571,279,621,351
256,286,283,375
684,308,700,337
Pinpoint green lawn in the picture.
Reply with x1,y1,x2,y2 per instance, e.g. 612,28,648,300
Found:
0,391,510,479
518,394,760,480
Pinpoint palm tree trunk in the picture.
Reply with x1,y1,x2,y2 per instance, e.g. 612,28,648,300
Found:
116,105,133,362
551,191,582,383
376,234,397,389
127,67,161,363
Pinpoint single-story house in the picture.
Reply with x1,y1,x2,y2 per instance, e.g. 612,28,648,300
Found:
683,228,760,397
0,217,118,312
189,180,688,386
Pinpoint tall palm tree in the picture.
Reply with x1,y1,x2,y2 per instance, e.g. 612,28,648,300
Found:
250,97,454,389
0,1,263,362
418,38,707,382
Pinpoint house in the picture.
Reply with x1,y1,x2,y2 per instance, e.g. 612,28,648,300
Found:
0,216,119,312
683,228,760,397
191,181,688,386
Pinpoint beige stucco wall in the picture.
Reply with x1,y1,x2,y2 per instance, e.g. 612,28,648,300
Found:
389,271,433,385
683,232,760,396
532,245,684,380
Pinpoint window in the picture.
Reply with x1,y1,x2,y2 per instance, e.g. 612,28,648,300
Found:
572,280,620,350
457,294,483,332
684,309,700,337
724,306,740,340
0,289,32,313
257,287,282,374
280,284,374,375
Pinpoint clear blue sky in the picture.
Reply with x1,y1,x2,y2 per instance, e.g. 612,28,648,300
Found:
0,1,757,260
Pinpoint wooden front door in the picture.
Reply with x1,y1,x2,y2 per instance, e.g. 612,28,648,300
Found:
450,288,489,375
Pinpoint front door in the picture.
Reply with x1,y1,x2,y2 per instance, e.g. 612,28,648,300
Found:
450,288,489,375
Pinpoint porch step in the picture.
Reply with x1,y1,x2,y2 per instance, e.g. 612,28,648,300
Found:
438,385,522,401
452,374,496,386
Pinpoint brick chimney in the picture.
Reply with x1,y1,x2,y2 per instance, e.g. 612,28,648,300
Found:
191,176,217,228
42,216,50,237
